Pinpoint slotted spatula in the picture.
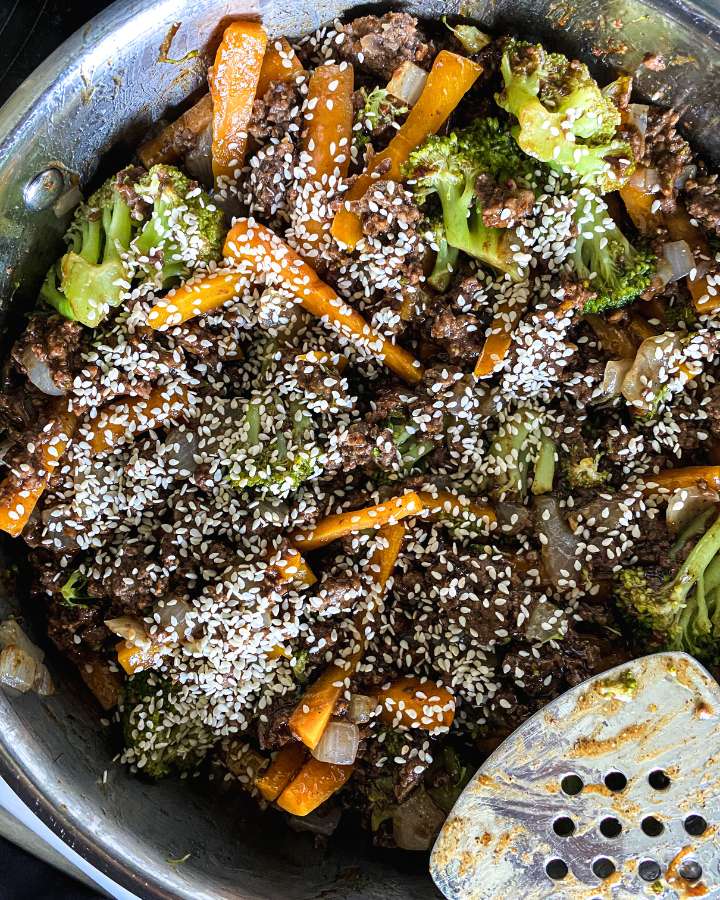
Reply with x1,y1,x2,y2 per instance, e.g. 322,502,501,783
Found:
430,652,720,899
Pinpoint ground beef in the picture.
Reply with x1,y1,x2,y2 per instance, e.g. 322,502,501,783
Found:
248,80,302,143
312,573,363,616
337,13,434,80
0,383,41,437
684,173,720,236
475,173,535,228
247,135,296,220
352,178,424,239
257,695,296,750
430,308,484,361
46,599,110,658
642,107,693,211
12,314,83,394
87,542,169,615
114,165,150,220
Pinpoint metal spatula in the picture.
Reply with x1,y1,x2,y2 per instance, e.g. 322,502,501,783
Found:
430,652,720,899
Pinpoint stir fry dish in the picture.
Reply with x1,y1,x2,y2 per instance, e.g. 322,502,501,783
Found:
4,12,720,850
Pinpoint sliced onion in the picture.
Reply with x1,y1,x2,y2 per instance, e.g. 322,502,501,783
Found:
20,348,65,397
448,23,491,55
666,485,719,533
628,166,660,192
184,123,213,188
657,240,694,285
534,496,582,592
311,720,360,765
152,597,193,642
392,790,445,851
33,661,55,696
675,164,697,191
104,616,151,648
386,61,428,107
599,358,634,401
0,620,44,661
0,645,38,693
627,103,649,136
348,693,378,724
524,601,566,644
621,332,683,411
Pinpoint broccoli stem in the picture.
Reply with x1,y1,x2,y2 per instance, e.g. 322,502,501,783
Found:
428,239,460,292
705,553,720,596
80,219,103,264
246,401,261,450
106,193,133,262
671,506,717,559
671,512,720,612
531,436,556,495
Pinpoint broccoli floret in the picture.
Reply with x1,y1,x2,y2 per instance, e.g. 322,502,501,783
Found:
404,118,539,280
488,406,549,500
59,570,90,608
121,671,214,779
133,164,225,289
564,452,609,489
573,191,656,314
40,169,139,327
615,510,720,664
354,87,408,151
496,39,633,191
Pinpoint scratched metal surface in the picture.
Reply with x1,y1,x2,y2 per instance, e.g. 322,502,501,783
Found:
0,1,719,899
431,653,720,900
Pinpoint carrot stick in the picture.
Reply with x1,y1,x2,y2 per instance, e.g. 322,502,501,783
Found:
272,547,317,586
276,758,353,816
209,21,267,182
255,742,308,801
291,492,422,551
78,654,123,710
289,524,405,749
0,404,77,537
619,183,658,235
138,94,213,168
224,220,423,383
300,64,355,183
147,270,246,330
378,675,455,732
116,638,165,675
645,466,720,493
88,383,191,454
418,489,496,526
256,37,303,97
331,51,482,249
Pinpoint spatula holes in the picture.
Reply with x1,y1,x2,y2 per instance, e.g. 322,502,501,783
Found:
638,860,662,882
684,814,707,836
678,860,702,882
545,858,568,880
603,771,627,792
553,816,575,837
592,857,616,879
561,774,583,795
648,769,670,790
599,817,622,838
641,816,664,837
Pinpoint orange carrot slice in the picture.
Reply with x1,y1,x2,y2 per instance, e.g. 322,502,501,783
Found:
138,94,213,168
331,51,482,249
209,21,267,182
116,638,166,675
473,293,526,378
378,675,455,731
224,220,423,383
88,383,191,454
255,742,308,801
256,37,303,97
300,63,355,183
272,546,317,587
418,489,496,526
291,492,422,551
276,758,353,816
147,270,245,330
645,466,720,493
0,404,77,537
619,183,658,235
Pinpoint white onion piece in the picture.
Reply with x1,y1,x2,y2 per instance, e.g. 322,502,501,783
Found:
392,790,445,851
534,497,581,593
152,597,193,642
0,620,44,661
20,348,65,396
628,166,660,192
163,426,199,475
348,693,378,724
386,61,428,107
666,485,719,533
600,358,634,400
0,646,38,693
657,240,694,285
33,661,55,696
104,616,151,648
675,163,697,190
627,103,649,136
621,332,683,411
184,123,213,188
311,720,360,765
524,601,566,643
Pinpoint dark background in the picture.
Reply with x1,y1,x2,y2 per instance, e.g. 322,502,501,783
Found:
0,4,107,896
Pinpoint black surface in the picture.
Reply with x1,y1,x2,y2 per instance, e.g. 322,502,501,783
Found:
0,4,108,896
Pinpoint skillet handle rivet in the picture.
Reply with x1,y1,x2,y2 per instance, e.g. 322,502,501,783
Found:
23,167,65,211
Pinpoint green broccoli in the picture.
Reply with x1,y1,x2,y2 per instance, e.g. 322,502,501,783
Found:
426,217,461,292
443,18,492,55
573,190,656,314
121,671,215,779
133,164,225,289
354,87,408,151
615,510,720,664
488,406,551,500
496,39,633,191
564,451,609,489
59,570,90,608
404,118,539,280
40,169,139,327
